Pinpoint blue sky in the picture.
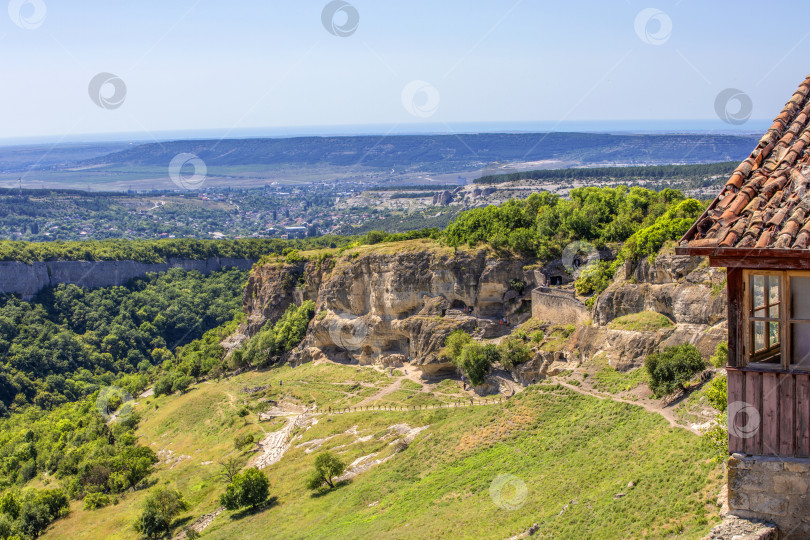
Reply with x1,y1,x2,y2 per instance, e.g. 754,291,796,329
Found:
1,0,809,141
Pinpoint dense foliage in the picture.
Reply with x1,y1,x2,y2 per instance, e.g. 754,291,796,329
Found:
645,344,707,398
444,186,687,260
0,397,156,495
475,161,738,185
0,237,347,264
574,197,705,298
235,301,316,369
0,268,247,411
0,487,70,539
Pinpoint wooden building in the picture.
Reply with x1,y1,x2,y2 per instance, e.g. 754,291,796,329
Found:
678,74,810,457
678,74,810,536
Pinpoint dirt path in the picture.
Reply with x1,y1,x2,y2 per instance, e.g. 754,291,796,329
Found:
355,378,404,407
553,380,700,435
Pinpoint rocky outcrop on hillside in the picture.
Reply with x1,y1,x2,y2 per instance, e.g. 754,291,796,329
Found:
570,253,728,370
594,254,727,327
239,246,536,374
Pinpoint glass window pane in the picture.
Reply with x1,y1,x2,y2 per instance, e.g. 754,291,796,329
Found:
770,321,780,348
769,276,781,306
752,275,764,310
791,276,810,320
754,320,765,352
791,323,810,368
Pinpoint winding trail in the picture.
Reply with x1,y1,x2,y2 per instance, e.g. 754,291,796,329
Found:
554,380,700,435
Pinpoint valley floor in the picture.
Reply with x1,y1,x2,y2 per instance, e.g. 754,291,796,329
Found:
43,358,724,540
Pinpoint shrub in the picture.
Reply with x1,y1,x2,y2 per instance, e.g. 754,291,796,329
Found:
134,487,187,539
220,468,270,510
153,376,173,397
709,341,728,368
645,344,706,398
234,433,255,451
83,492,111,510
306,452,346,491
705,375,727,412
171,375,195,394
498,337,532,369
285,250,304,264
455,343,497,386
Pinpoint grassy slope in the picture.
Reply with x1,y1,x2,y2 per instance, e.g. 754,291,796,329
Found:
44,363,722,540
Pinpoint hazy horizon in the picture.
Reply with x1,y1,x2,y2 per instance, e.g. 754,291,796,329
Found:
0,119,773,147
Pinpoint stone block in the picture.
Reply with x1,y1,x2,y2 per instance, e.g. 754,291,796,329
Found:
729,490,750,511
783,461,810,474
773,474,809,495
749,493,789,517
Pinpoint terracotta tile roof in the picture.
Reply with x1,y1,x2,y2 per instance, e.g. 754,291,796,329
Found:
679,74,810,254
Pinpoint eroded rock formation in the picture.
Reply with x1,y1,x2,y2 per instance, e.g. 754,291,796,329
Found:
239,245,535,374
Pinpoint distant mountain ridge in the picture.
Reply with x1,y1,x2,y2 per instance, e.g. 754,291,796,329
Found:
72,132,761,172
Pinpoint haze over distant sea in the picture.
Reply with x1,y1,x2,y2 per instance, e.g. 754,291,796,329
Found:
0,119,770,146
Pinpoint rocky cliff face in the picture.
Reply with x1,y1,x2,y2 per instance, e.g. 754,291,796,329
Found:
238,244,536,374
237,243,729,377
0,257,256,300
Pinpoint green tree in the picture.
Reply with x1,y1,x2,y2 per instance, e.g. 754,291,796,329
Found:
219,468,270,510
306,452,346,490
455,342,497,386
645,344,706,398
134,487,188,539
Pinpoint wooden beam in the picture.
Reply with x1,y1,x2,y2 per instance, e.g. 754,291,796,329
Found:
779,373,795,456
762,373,780,456
727,267,744,368
728,369,745,454
709,257,810,270
797,374,810,458
744,370,762,455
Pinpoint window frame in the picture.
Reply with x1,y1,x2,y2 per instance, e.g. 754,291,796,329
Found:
743,269,810,372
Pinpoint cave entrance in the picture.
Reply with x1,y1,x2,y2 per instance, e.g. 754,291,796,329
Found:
450,299,468,310
549,276,563,286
